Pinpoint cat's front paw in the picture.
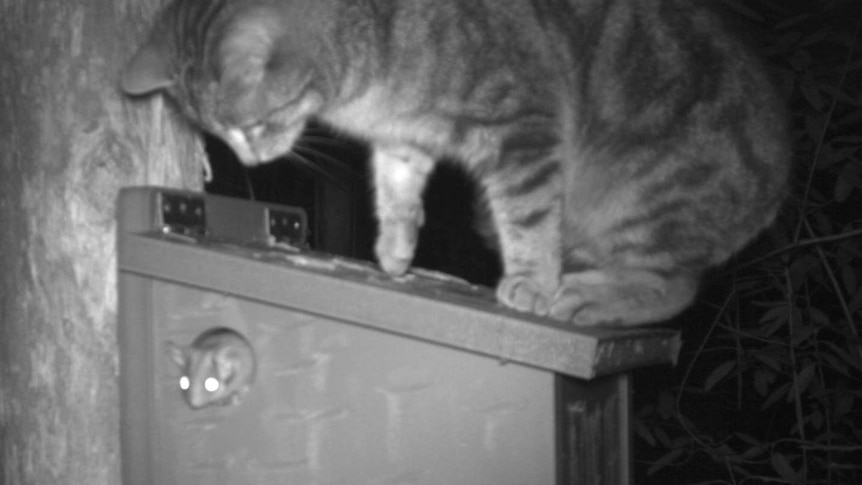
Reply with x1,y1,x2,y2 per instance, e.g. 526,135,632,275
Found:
548,288,605,326
378,251,412,275
496,274,554,316
375,218,421,276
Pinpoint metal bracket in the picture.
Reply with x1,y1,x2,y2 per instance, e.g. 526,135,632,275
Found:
266,207,307,246
159,192,206,237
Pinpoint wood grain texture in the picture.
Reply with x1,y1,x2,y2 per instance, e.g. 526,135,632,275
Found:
0,1,204,483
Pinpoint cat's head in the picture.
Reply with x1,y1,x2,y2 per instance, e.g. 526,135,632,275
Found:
121,2,324,165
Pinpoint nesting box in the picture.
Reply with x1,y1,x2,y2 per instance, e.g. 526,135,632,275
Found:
118,187,680,485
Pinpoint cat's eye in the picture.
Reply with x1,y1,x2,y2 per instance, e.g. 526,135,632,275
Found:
204,377,220,392
179,375,190,391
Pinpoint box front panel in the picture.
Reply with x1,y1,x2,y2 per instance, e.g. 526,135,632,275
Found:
150,280,556,485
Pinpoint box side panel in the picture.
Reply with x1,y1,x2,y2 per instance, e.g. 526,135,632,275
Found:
151,280,557,485
556,374,630,485
117,187,159,235
118,273,157,485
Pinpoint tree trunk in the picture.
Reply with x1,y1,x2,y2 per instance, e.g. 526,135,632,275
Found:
0,1,203,483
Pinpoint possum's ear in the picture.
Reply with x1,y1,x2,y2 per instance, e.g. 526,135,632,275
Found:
121,42,175,95
165,341,188,369
214,346,240,384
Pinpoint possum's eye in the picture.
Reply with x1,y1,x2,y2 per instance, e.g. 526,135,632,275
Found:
204,377,220,392
179,375,190,390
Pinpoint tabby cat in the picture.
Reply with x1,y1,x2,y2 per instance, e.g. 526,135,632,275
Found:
122,0,789,326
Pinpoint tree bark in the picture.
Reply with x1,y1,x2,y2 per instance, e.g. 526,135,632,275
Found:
0,1,204,483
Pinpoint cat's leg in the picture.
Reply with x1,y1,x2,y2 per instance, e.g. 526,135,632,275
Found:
484,160,564,317
371,145,435,275
549,269,697,326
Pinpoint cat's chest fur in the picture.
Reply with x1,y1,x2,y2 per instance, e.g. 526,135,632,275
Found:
322,84,461,157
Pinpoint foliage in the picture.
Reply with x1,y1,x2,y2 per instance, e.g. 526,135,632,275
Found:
635,2,862,484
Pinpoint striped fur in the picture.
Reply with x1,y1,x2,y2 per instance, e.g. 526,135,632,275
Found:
122,0,790,326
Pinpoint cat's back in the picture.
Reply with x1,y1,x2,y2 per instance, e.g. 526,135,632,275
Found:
321,0,779,100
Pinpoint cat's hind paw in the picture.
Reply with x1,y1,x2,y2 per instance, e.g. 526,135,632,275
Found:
548,271,662,326
549,288,591,325
548,286,623,326
496,274,553,316
548,270,696,326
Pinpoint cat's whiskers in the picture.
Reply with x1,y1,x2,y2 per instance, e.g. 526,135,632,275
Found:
295,139,361,171
282,145,353,188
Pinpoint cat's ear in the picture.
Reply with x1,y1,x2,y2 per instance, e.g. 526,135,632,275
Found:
121,43,175,96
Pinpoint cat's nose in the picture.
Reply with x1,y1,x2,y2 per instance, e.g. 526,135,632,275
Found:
224,128,262,166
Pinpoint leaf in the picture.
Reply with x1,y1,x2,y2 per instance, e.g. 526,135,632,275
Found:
776,14,813,30
672,436,693,448
821,341,862,374
704,360,736,392
735,432,762,447
837,110,862,126
842,264,858,295
713,443,737,462
829,135,862,144
754,352,783,372
648,448,685,476
791,323,817,346
735,434,767,460
800,31,829,47
742,445,766,460
813,212,833,236
634,421,656,446
800,81,825,111
675,415,699,435
849,286,862,313
771,452,800,484
656,390,675,419
754,369,772,396
654,427,672,448
762,316,789,339
762,382,791,410
721,0,765,21
804,112,827,142
789,255,820,289
817,144,842,168
831,147,861,165
821,352,849,375
835,170,860,202
780,30,805,47
822,84,862,107
759,304,789,324
811,408,823,430
835,393,854,419
792,362,817,399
